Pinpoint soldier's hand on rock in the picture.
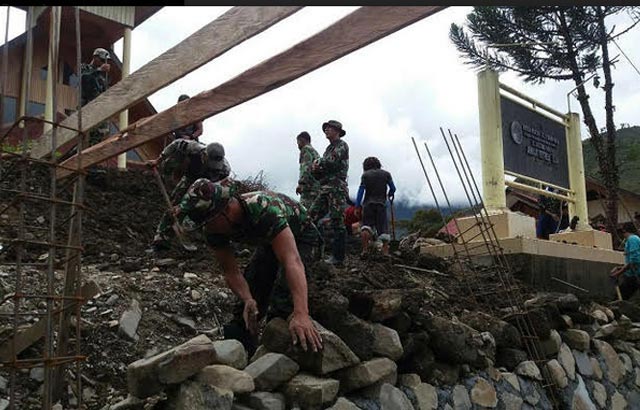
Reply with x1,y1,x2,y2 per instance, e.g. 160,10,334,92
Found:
289,313,323,353
243,299,259,335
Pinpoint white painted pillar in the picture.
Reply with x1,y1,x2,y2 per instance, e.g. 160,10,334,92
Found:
566,112,590,230
117,27,131,169
43,7,61,134
477,68,506,210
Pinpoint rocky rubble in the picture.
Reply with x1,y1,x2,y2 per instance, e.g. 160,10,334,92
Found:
2,164,640,409
95,290,638,409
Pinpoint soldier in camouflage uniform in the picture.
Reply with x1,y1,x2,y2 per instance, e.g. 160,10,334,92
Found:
171,94,204,142
147,139,231,251
295,131,321,209
175,178,323,355
308,120,349,265
81,48,112,147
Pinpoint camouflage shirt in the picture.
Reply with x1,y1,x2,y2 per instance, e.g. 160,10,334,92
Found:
159,139,230,183
298,145,320,191
178,181,309,249
80,63,108,106
314,138,349,188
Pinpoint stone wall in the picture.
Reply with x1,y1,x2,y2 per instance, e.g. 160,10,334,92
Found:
107,293,640,410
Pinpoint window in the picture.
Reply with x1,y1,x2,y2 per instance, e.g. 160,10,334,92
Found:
1,96,17,125
126,150,142,161
27,101,45,117
63,62,78,87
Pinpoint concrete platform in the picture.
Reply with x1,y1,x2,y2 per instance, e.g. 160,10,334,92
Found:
421,237,624,299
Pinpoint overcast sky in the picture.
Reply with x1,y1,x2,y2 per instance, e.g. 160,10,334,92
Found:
2,6,640,206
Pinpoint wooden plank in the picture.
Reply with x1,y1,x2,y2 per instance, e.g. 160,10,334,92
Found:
56,6,446,178
30,6,303,159
0,280,101,362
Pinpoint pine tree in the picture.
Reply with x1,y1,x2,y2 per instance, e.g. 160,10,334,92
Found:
450,6,639,242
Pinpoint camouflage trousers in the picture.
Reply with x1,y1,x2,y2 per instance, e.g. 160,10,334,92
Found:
300,188,320,210
307,185,347,262
154,175,195,242
223,224,321,355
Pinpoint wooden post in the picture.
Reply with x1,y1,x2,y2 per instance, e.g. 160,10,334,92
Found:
43,7,62,134
117,27,131,169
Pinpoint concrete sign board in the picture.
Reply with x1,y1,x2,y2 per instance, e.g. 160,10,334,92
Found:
500,96,569,188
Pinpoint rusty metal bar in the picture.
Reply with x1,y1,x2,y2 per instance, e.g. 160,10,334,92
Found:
0,237,83,251
0,6,9,133
9,7,34,409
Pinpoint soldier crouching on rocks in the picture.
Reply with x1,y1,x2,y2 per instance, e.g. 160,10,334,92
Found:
174,178,324,355
146,139,231,252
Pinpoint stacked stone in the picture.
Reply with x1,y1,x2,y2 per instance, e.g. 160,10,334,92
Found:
108,293,640,410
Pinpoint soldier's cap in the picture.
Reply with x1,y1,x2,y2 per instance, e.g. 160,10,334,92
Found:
178,94,190,102
92,48,111,61
322,120,346,137
184,179,238,221
206,142,226,170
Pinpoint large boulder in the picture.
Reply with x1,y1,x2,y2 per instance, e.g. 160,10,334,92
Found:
334,358,397,393
372,324,404,361
524,292,580,312
593,340,625,385
426,316,491,368
470,377,497,408
310,292,377,360
495,348,528,371
348,289,404,322
609,300,640,322
212,340,247,370
379,383,415,410
245,392,286,410
460,311,522,349
261,318,359,375
164,381,233,410
195,365,254,394
127,335,218,398
504,308,551,340
562,329,590,352
397,333,435,382
243,353,299,391
283,373,339,410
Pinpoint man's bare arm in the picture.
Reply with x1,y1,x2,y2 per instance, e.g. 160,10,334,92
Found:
215,247,253,302
271,227,322,352
193,121,203,139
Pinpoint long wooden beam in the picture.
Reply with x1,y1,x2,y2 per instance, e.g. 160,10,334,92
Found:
30,6,303,159
56,6,446,179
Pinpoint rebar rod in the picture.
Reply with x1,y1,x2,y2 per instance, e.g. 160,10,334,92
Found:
0,6,9,137
9,7,34,409
410,137,477,306
422,138,486,309
450,131,559,407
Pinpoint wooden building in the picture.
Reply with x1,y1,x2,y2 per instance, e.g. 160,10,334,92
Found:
506,177,640,227
0,6,163,163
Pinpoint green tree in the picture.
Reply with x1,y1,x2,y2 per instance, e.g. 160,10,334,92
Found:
397,208,447,236
450,6,639,240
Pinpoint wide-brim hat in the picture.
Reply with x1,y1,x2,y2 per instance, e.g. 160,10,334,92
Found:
322,120,346,137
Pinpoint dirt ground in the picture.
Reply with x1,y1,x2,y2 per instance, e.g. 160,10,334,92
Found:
0,160,538,409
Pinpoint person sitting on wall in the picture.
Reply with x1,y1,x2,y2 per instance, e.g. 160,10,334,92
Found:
610,222,640,300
